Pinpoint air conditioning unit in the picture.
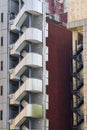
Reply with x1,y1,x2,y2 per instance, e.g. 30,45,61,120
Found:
54,14,60,22
46,15,52,19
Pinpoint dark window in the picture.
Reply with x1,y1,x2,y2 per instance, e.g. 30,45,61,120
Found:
0,86,3,95
78,33,83,44
0,111,3,120
1,13,3,22
1,61,3,71
1,37,3,46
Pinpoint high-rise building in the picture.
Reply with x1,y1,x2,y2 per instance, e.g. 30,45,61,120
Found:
0,0,48,129
67,0,87,130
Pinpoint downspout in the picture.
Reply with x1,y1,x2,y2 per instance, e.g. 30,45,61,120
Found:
42,0,46,130
7,0,11,129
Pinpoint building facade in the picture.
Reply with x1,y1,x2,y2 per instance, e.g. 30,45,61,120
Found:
67,0,87,130
0,0,48,129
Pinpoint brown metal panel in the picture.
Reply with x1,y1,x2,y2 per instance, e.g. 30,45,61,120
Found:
46,19,72,130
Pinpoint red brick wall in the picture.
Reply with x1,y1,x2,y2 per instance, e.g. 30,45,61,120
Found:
46,19,72,130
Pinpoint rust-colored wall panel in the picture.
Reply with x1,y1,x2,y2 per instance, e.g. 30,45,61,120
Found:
47,0,63,17
46,19,72,130
60,13,67,23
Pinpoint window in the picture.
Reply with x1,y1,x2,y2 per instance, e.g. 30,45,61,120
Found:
1,61,3,71
1,37,3,46
0,86,3,95
0,111,3,120
1,13,3,22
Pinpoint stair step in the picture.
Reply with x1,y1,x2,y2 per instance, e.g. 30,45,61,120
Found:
21,75,28,82
21,50,27,57
21,125,29,130
21,100,28,108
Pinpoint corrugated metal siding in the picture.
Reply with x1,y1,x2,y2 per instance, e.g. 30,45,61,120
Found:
46,19,72,130
55,2,63,14
60,13,67,23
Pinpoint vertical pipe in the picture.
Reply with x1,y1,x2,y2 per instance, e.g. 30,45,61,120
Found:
42,1,46,130
19,105,21,114
19,0,21,11
7,0,11,129
29,68,31,78
75,40,78,125
29,43,31,52
29,93,31,104
29,15,32,27
19,0,22,37
29,119,31,130
29,14,31,128
29,43,31,77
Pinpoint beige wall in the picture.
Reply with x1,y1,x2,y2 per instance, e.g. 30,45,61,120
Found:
67,0,87,129
68,0,87,22
0,0,9,129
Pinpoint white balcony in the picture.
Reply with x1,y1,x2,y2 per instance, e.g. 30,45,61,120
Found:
10,53,42,80
10,28,42,55
10,104,43,129
10,0,42,30
10,78,42,104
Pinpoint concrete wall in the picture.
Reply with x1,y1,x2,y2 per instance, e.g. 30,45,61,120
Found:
68,0,87,22
46,19,72,130
0,0,9,129
68,18,87,130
